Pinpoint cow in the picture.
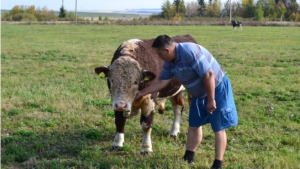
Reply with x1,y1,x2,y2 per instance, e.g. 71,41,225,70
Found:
231,20,242,30
94,35,197,154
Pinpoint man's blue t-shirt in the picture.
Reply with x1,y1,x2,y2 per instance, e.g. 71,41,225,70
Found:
160,42,225,98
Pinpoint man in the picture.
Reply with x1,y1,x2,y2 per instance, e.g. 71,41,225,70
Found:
135,35,238,169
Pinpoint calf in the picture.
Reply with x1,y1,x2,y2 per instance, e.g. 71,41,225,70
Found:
94,35,196,154
231,20,242,30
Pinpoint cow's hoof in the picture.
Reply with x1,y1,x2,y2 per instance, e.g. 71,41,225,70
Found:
111,146,122,151
169,131,179,137
170,134,177,138
140,151,148,156
140,151,152,156
158,109,164,114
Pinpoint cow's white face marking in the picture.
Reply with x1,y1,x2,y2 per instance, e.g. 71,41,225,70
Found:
120,39,141,57
109,39,143,115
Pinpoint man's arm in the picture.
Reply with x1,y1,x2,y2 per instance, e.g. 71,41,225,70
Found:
135,78,172,99
203,69,216,114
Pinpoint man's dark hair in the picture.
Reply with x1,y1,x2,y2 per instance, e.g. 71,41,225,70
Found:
152,35,174,50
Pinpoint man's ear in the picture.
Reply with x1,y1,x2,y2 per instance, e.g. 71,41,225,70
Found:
142,70,156,82
164,48,171,54
94,66,109,78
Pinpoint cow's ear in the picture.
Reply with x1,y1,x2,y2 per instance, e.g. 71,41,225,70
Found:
95,66,109,78
142,70,156,82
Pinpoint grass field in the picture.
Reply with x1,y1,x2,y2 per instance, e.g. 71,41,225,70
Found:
1,25,300,169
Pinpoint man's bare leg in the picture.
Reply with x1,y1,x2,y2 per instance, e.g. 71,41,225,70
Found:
183,126,203,164
211,129,227,169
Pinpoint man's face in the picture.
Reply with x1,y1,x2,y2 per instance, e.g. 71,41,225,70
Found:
155,48,173,62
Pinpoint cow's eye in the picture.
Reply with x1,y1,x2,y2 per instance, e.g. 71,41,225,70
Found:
134,81,138,85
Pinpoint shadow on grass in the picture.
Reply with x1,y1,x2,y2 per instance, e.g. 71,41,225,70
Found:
1,126,192,168
1,128,118,168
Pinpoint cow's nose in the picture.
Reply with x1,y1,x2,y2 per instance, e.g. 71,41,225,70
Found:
115,102,127,109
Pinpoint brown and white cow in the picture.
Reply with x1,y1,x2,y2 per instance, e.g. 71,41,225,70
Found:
94,34,197,154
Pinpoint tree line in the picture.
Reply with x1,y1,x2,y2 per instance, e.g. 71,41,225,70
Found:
1,5,77,21
2,0,300,22
156,0,299,21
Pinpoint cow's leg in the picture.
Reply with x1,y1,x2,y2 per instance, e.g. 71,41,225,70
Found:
140,97,155,154
112,111,126,151
140,110,154,154
169,90,185,137
156,97,167,114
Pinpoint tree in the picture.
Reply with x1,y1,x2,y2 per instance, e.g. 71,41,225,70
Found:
291,0,299,13
162,0,175,19
198,0,206,16
173,0,181,13
172,0,185,20
10,5,24,16
178,0,186,14
12,13,37,21
242,0,255,18
186,1,200,17
276,1,287,19
266,0,277,18
58,6,67,18
255,2,264,20
2,12,13,21
26,5,36,15
68,12,75,20
256,0,282,18
232,1,243,17
210,0,222,17
290,12,300,21
104,16,109,21
220,0,229,18
35,6,57,21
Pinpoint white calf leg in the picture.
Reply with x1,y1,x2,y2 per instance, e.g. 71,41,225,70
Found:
169,104,182,136
141,122,153,153
112,132,124,148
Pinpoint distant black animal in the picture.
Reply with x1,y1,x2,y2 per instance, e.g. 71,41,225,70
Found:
231,20,242,30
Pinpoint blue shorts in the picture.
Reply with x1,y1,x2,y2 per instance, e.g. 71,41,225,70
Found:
189,75,238,132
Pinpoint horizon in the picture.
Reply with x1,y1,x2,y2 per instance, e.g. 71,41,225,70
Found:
0,8,162,15
1,0,198,11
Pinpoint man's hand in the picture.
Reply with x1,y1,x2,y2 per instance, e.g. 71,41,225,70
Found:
135,91,143,100
207,99,216,114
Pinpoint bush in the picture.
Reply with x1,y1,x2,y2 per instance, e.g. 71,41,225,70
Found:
1,12,12,21
104,16,109,21
290,12,300,22
254,3,264,21
12,13,37,21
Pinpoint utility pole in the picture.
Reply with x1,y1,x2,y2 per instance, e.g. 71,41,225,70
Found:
229,0,232,23
75,0,78,25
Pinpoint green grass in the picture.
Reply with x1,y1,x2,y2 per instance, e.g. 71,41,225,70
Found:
1,25,300,169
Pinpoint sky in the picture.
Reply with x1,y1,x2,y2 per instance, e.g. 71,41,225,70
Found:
1,0,203,11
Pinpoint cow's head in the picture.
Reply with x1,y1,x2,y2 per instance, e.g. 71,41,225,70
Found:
95,56,156,117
